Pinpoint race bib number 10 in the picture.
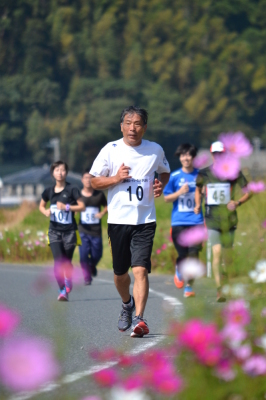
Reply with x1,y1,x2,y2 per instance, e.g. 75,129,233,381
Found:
120,178,152,206
50,205,73,224
178,192,195,212
81,207,100,224
206,183,231,205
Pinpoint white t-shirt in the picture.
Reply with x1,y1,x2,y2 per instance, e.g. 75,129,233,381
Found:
90,138,170,225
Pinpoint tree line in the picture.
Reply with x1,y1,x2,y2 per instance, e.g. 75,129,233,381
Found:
1,0,266,171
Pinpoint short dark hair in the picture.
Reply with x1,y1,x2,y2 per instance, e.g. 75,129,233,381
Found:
50,160,69,175
175,143,198,158
120,106,148,125
82,167,92,176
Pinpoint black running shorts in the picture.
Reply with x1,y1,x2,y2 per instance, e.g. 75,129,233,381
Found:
108,222,156,276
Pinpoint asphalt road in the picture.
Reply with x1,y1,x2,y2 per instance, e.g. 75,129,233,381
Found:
0,264,217,400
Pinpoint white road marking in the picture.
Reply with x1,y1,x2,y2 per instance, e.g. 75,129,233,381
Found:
3,267,183,400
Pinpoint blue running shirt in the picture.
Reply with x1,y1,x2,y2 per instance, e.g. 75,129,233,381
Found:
163,168,204,226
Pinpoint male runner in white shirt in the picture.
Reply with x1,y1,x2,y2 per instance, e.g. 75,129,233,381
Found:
90,106,170,337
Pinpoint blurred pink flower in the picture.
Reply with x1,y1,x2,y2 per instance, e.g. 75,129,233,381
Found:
123,373,144,391
262,220,266,229
35,240,40,246
214,359,236,381
234,344,252,361
81,397,102,400
222,299,251,327
161,244,167,250
179,319,222,366
219,131,253,158
177,226,208,247
242,355,266,376
94,368,119,387
19,232,24,238
261,308,266,317
179,258,205,282
211,154,240,181
153,370,183,395
246,181,266,193
0,337,59,392
220,324,247,347
156,249,161,255
0,305,20,337
193,152,210,169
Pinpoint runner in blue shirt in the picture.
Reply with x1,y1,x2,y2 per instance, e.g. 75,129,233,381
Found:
164,143,204,297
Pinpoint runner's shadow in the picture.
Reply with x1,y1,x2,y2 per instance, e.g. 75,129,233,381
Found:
70,297,121,302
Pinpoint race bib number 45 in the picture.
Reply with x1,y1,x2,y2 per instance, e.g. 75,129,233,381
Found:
178,192,195,212
81,207,100,224
206,183,231,205
50,205,73,224
119,177,152,206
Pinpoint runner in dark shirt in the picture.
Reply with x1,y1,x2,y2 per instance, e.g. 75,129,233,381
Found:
78,169,107,284
195,141,250,301
39,161,85,301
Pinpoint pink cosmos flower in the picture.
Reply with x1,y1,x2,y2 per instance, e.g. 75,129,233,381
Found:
177,226,208,247
261,308,266,317
161,244,167,250
222,299,251,327
219,131,253,158
179,319,222,366
153,370,183,395
220,324,247,348
123,373,144,391
35,240,40,246
0,337,59,392
94,368,119,387
81,397,102,400
242,355,266,376
211,154,240,181
179,258,205,282
234,344,252,360
156,249,161,255
214,359,236,381
262,220,266,229
246,181,266,193
0,305,20,337
19,232,24,238
193,152,210,169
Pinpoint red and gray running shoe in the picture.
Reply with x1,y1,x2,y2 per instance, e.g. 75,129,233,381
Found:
130,315,149,338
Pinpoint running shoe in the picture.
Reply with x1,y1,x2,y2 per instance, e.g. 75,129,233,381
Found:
131,315,149,338
117,297,135,332
216,287,226,303
84,279,92,286
57,287,68,301
90,265,97,277
184,285,195,298
174,268,184,289
65,278,73,294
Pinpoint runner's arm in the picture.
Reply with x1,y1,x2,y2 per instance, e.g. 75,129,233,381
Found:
154,173,170,198
164,184,189,203
194,186,202,214
39,199,51,217
57,198,85,212
91,163,132,190
95,205,108,219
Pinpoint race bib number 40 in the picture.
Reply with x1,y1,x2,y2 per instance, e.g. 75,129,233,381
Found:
119,178,152,206
178,192,195,212
81,207,100,224
50,205,73,224
206,183,231,205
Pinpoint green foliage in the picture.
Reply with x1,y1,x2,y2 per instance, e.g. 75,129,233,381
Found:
1,0,266,169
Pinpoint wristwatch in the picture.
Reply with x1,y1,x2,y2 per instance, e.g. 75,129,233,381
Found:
65,204,70,211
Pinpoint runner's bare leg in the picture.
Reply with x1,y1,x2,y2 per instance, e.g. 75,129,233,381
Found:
114,272,131,303
132,266,149,317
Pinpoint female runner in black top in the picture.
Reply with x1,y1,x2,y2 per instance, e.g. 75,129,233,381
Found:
39,161,85,301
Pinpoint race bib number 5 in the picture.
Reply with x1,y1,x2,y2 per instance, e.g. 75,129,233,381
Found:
178,192,195,212
50,205,73,224
120,177,152,206
206,183,231,205
81,207,100,224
